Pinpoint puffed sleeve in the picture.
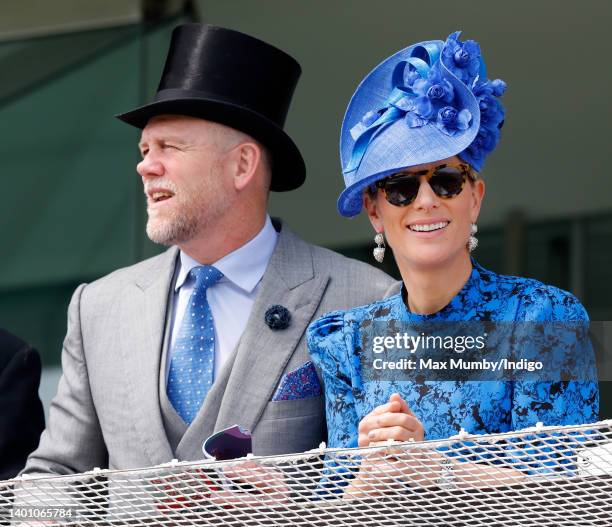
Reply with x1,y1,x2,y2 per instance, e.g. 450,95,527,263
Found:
308,312,367,495
307,311,360,450
505,286,599,475
512,285,599,430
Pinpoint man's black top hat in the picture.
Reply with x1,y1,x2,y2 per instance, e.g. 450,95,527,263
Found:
117,24,305,191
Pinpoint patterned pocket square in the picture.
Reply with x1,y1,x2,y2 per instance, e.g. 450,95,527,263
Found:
272,361,322,401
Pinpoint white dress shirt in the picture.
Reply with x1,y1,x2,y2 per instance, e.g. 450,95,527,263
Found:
166,215,278,382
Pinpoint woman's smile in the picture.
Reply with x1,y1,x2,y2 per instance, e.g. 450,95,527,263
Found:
407,218,451,236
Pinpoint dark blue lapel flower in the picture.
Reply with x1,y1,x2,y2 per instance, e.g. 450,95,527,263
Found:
265,305,292,330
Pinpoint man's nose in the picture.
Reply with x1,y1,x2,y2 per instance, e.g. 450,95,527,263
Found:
412,178,440,210
136,153,164,178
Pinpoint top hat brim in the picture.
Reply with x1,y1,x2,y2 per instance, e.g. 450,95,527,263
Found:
116,95,305,192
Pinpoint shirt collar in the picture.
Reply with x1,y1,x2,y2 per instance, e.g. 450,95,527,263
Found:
175,215,278,293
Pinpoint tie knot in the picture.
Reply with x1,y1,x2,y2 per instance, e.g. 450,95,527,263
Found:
189,265,223,291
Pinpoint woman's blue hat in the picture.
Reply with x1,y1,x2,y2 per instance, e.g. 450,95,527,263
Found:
338,31,506,217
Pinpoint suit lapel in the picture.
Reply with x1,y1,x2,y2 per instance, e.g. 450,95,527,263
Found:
119,247,177,465
168,223,329,461
213,223,329,435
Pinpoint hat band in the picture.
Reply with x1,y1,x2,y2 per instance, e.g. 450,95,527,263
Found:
152,88,285,125
153,87,242,104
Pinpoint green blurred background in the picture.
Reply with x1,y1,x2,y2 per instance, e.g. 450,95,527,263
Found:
1,0,610,417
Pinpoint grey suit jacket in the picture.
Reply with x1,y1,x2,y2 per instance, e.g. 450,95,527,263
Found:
23,221,397,474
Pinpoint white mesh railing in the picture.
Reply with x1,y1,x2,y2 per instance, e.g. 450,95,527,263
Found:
2,420,611,526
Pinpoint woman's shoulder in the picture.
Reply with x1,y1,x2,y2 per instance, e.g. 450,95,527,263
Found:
307,294,403,343
476,263,588,321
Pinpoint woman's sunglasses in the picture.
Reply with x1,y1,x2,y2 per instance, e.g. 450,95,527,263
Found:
375,162,475,207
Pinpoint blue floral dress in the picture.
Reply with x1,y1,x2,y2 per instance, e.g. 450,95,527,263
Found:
307,261,599,451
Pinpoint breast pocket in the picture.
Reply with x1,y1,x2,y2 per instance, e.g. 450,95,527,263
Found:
259,395,325,421
253,396,326,455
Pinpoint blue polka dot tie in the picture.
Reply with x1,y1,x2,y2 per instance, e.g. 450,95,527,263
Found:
167,265,223,424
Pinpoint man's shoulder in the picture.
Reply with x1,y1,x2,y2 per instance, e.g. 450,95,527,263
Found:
275,221,397,292
294,235,399,300
84,247,177,294
310,242,392,281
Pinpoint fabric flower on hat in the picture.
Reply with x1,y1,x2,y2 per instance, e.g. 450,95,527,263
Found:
436,106,472,137
461,126,501,168
412,61,472,137
479,94,505,131
460,76,506,164
472,78,506,132
473,78,507,98
410,64,455,121
490,79,507,97
442,31,481,86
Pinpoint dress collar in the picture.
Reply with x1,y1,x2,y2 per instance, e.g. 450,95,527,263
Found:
400,258,483,320
175,215,278,293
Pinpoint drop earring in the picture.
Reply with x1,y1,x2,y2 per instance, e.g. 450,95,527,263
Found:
373,232,385,263
468,223,478,252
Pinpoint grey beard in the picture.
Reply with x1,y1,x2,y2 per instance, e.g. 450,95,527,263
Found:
146,213,200,246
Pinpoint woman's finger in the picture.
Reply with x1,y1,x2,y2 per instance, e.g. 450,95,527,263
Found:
359,411,396,439
358,398,417,446
368,424,424,443
389,393,415,416
370,400,402,416
373,412,421,431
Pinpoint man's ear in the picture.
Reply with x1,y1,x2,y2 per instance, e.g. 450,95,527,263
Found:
233,142,261,191
470,179,486,223
364,190,384,234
